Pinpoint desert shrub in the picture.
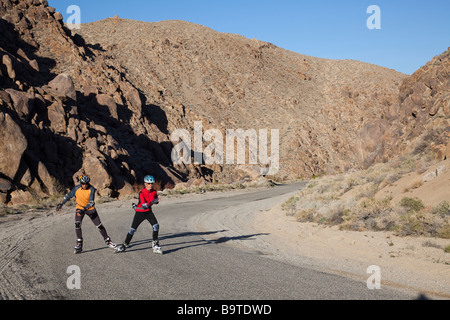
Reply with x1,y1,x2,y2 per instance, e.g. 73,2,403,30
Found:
282,153,447,239
439,225,450,239
282,196,300,216
295,208,318,223
396,198,449,237
399,197,425,213
422,240,442,249
350,197,395,231
432,201,450,217
384,172,402,185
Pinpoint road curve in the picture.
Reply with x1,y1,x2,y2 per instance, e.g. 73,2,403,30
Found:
0,182,418,300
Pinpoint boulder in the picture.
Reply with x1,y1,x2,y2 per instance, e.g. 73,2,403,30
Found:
47,100,66,133
5,88,34,120
83,85,98,98
96,93,118,120
29,59,39,72
0,192,7,204
114,175,135,199
37,161,60,194
120,81,142,114
422,165,446,183
0,177,13,193
81,154,113,192
0,90,11,104
0,113,27,180
19,167,33,187
9,189,33,205
53,11,63,21
2,54,16,80
47,73,76,100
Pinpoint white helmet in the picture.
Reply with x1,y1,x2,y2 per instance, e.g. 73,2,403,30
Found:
144,175,155,183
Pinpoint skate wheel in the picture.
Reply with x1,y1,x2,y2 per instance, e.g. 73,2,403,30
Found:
115,245,126,253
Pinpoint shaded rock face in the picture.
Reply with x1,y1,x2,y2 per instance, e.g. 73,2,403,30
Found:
0,112,27,179
0,0,185,204
0,0,448,205
374,49,450,165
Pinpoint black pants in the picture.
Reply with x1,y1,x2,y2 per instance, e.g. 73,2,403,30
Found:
124,210,159,245
75,208,109,241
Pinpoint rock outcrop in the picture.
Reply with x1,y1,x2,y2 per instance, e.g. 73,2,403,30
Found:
0,0,185,204
372,49,450,165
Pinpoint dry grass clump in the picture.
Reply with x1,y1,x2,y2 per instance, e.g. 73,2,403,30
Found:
283,154,450,239
0,192,67,216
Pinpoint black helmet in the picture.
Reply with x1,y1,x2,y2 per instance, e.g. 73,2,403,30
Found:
80,174,90,184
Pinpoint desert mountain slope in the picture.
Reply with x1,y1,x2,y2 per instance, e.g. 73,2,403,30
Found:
75,17,407,180
0,0,448,207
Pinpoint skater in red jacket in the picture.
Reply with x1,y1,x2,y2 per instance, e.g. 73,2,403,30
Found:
116,175,162,254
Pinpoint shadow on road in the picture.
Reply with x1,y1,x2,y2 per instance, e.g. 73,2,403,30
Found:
122,230,269,254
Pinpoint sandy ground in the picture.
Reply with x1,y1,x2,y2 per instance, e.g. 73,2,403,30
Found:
191,186,450,300
253,204,450,299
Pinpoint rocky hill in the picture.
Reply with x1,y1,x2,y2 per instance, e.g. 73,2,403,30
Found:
0,0,185,205
0,0,448,206
74,18,407,180
386,49,450,160
73,17,450,179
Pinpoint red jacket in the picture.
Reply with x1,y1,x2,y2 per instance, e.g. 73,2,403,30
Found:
136,188,158,212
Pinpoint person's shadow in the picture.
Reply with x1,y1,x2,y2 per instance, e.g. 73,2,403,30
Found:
123,230,269,254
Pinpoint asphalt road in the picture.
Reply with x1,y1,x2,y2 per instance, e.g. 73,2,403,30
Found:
17,182,418,301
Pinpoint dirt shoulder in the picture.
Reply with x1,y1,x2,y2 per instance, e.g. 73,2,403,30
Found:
191,184,450,300
252,202,450,299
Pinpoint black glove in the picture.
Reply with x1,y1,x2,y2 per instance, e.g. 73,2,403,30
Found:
56,203,62,212
132,203,137,210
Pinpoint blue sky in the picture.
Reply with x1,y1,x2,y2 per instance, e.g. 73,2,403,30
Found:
49,0,450,75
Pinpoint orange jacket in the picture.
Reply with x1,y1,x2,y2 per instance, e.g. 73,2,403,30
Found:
62,185,96,210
